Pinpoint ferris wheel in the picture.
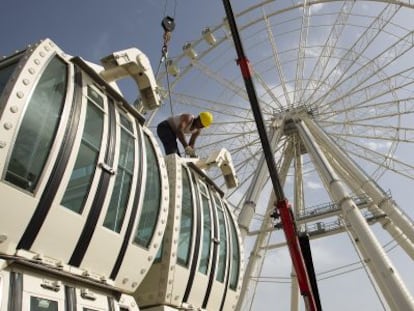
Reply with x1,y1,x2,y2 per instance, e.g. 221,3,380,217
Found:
150,1,414,310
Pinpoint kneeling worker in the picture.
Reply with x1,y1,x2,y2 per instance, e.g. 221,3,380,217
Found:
157,112,213,157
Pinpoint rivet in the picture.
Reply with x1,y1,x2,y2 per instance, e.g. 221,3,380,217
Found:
16,91,24,98
28,68,36,74
44,46,50,51
122,278,129,284
39,51,45,57
0,141,6,148
4,123,13,130
22,78,30,85
34,59,41,65
148,256,153,261
132,282,138,287
10,106,18,113
140,269,146,274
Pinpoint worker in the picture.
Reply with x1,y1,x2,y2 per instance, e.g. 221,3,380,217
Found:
157,112,213,156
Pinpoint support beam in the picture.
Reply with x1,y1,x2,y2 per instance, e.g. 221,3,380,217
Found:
306,118,414,252
296,120,414,310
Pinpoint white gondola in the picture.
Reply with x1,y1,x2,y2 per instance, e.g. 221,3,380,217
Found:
136,155,243,310
0,39,243,311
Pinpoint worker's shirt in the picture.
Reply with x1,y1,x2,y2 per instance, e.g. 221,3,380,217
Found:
168,114,198,134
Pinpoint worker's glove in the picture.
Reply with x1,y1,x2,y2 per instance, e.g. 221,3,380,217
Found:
185,146,197,158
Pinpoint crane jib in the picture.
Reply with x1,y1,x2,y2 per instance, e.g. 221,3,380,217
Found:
220,0,321,310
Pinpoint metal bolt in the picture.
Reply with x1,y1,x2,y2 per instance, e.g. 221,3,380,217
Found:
4,122,13,130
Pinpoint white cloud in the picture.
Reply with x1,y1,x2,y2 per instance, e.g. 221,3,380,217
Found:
306,180,323,189
310,3,325,14
366,141,392,151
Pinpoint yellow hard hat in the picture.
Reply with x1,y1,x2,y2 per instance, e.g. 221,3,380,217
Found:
199,111,213,128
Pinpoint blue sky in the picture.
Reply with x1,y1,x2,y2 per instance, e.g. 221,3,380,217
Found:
1,0,233,69
2,1,414,310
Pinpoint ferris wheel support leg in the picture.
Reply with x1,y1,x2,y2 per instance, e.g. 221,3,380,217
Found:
305,118,414,248
344,225,400,311
296,121,414,310
238,125,285,240
291,136,303,311
332,158,414,260
236,143,294,311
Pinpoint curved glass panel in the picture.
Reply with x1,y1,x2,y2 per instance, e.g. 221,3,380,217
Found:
103,113,135,232
177,167,194,266
133,133,161,247
198,182,211,274
215,195,227,283
0,59,19,98
228,207,240,290
61,86,104,213
5,57,67,192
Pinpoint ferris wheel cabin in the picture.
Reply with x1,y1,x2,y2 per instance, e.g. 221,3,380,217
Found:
0,39,243,311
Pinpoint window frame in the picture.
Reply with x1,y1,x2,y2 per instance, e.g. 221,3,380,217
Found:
133,131,163,248
102,109,136,233
3,55,69,194
176,165,196,267
60,83,107,214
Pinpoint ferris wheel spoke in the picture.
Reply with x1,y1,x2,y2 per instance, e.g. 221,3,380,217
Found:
199,131,257,150
308,4,403,107
322,122,414,143
317,96,414,124
193,61,276,112
299,1,355,104
313,29,414,109
315,66,414,116
293,0,311,106
333,135,414,180
190,60,248,99
318,103,414,136
189,61,275,113
253,70,285,110
172,92,252,116
263,10,292,108
306,3,400,105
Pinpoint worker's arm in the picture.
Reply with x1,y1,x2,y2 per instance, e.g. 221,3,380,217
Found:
189,130,200,148
176,114,193,148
